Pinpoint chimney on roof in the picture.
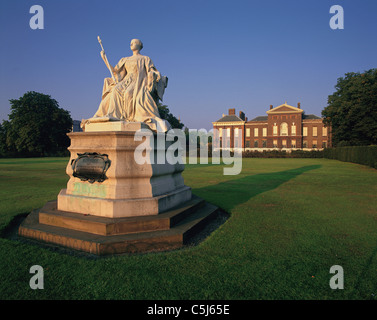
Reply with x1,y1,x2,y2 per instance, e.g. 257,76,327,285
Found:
239,111,245,121
297,102,301,109
229,108,235,115
270,105,273,110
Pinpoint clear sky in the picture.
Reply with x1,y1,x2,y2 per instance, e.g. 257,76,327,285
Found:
0,0,376,130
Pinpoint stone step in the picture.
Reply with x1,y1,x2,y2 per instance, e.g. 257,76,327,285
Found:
38,195,205,236
18,200,219,255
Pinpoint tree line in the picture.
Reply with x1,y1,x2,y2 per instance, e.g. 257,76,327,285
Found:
322,68,377,147
0,91,184,157
0,91,72,157
1,69,376,157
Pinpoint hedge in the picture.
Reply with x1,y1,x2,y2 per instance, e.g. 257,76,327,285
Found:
324,145,377,169
242,150,324,158
202,148,324,159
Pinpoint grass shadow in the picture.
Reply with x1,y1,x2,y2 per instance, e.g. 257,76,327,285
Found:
0,212,30,239
192,165,322,212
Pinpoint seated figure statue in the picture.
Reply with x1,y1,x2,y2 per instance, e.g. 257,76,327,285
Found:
83,38,170,132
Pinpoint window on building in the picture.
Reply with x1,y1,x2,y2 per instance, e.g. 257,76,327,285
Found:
273,140,278,148
313,127,317,137
235,136,242,148
322,141,327,148
291,125,296,136
262,140,267,148
282,140,287,147
246,128,250,137
281,122,288,136
219,128,222,137
303,140,307,148
273,124,278,136
246,140,250,148
226,128,230,138
303,127,308,136
312,140,317,148
254,128,259,137
323,127,327,136
262,128,267,137
291,139,296,148
235,128,239,137
254,140,258,148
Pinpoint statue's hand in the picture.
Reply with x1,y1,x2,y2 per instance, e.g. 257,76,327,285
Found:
155,71,161,82
100,50,106,61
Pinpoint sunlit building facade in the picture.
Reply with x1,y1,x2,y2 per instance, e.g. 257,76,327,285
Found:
212,103,331,151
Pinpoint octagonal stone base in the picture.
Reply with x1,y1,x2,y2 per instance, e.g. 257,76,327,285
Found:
18,123,221,255
19,195,219,255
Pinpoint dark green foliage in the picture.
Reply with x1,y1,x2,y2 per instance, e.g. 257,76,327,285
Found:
190,147,324,159
158,104,184,129
0,123,8,156
242,149,324,158
322,68,377,146
324,145,377,169
0,92,72,157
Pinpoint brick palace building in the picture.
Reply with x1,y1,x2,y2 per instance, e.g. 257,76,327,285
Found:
212,102,331,151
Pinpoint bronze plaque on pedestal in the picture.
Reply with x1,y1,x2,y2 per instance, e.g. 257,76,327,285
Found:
71,152,111,183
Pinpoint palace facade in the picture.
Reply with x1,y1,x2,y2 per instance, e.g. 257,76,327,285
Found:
212,102,331,151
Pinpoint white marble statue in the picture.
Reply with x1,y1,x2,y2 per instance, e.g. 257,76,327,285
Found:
83,38,170,132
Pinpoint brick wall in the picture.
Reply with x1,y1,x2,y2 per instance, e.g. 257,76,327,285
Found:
213,104,331,150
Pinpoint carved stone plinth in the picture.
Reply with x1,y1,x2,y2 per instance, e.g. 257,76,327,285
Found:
18,123,220,255
57,128,191,218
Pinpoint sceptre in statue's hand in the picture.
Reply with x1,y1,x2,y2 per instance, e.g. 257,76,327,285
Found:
97,36,117,83
82,38,170,132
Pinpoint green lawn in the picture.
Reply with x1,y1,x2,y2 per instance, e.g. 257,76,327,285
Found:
0,157,376,300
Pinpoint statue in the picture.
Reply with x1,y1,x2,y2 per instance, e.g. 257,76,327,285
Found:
82,38,170,132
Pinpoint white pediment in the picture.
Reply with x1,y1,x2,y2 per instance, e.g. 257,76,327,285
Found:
266,103,303,114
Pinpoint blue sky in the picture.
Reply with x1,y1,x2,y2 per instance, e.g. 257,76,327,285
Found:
0,0,376,130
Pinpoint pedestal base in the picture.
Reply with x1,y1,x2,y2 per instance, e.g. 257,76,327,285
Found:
18,196,219,255
57,186,192,218
18,125,218,255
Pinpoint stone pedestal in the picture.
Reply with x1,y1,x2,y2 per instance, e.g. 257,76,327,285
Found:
57,126,191,218
18,122,219,255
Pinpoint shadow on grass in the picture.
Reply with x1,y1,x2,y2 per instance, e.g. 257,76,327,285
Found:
192,165,322,212
0,212,30,239
1,164,322,258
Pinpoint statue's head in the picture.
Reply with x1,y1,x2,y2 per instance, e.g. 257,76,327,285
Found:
130,39,143,51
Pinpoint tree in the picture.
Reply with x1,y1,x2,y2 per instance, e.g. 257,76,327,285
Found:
158,104,184,129
322,69,377,146
1,91,72,156
0,122,7,156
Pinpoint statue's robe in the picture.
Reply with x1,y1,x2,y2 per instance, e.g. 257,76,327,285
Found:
93,55,170,132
